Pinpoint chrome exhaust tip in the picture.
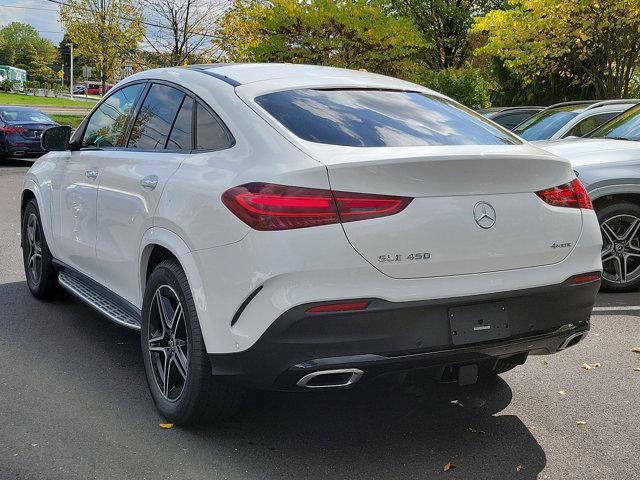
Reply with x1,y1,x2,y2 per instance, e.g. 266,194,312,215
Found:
296,368,364,389
12,151,25,157
558,332,587,350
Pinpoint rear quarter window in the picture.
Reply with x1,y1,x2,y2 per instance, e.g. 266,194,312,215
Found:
255,89,518,147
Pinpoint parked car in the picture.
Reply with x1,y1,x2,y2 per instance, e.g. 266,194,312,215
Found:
22,64,601,424
72,84,86,95
0,106,58,158
539,103,640,291
477,106,545,130
513,100,639,141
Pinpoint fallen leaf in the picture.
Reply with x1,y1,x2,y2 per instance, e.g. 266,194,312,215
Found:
634,368,640,372
516,464,524,472
576,421,587,426
443,462,459,472
467,427,486,435
558,390,566,396
159,423,174,429
450,400,464,407
581,363,601,370
632,347,640,353
540,360,549,365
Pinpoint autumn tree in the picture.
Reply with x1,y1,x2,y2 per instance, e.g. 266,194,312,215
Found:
142,0,224,66
391,0,504,70
60,0,145,92
473,0,640,99
216,0,426,79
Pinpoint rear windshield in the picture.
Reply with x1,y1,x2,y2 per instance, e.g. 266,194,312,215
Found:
513,109,578,140
255,89,518,147
0,109,52,123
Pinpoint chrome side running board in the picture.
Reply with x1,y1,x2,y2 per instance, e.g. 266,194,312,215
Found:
58,272,141,331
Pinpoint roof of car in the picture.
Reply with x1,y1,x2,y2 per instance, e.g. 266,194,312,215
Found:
185,63,424,90
544,99,640,113
0,105,41,111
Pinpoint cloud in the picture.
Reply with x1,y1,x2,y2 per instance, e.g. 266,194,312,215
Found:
0,0,63,43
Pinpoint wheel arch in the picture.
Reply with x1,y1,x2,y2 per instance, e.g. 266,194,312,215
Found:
592,192,640,211
20,182,54,253
138,227,204,310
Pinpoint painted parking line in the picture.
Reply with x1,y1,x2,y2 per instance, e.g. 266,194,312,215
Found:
593,306,640,312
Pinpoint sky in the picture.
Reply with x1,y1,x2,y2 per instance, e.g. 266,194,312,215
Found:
0,0,64,44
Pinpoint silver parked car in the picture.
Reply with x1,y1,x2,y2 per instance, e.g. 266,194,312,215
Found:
539,103,640,291
514,100,639,142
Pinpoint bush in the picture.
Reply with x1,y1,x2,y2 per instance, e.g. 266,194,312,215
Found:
417,67,492,109
53,83,66,96
0,78,15,92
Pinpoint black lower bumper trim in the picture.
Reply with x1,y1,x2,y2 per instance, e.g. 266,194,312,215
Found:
210,278,598,390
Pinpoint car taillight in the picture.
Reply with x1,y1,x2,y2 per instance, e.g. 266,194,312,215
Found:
535,178,593,210
222,183,412,231
0,126,27,134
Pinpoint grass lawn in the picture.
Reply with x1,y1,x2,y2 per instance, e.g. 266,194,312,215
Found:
0,92,95,107
50,114,85,129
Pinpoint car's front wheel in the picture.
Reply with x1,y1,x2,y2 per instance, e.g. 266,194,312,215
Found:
141,258,245,425
598,202,640,292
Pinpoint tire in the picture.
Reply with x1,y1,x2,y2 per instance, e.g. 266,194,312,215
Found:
21,199,60,300
141,259,245,425
597,201,640,292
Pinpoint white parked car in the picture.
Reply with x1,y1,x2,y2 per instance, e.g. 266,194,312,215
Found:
22,64,602,424
513,100,639,141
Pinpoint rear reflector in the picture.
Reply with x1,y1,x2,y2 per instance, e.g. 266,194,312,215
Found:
306,301,370,313
535,178,593,209
222,183,412,230
570,272,601,284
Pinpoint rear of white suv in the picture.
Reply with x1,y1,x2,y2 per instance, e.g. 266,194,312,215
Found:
21,64,602,425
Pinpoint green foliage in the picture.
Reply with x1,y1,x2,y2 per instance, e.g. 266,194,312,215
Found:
50,114,85,129
473,0,640,100
0,78,15,92
60,0,145,86
0,23,57,84
418,67,491,108
14,43,56,84
392,0,505,69
0,91,94,106
216,0,426,79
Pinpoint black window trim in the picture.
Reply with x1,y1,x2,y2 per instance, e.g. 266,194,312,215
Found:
73,78,235,154
74,79,148,150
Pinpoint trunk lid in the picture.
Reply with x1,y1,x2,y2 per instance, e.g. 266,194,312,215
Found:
316,144,582,279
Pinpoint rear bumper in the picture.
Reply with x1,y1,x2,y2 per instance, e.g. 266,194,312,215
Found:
0,137,44,155
209,277,598,390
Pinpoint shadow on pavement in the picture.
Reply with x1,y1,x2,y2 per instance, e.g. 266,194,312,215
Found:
0,280,546,480
0,157,35,169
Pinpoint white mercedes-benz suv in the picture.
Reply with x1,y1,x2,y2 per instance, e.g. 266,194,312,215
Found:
22,64,602,424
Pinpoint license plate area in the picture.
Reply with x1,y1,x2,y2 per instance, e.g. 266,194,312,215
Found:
449,303,510,346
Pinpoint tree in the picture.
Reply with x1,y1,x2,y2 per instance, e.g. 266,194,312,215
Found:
0,23,57,64
216,0,426,80
473,0,640,99
142,0,221,66
391,0,504,69
60,0,145,92
14,43,56,84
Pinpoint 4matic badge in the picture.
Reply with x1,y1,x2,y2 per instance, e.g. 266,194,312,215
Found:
550,242,572,249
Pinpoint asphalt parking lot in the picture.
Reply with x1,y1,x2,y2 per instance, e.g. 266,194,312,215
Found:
1,158,639,480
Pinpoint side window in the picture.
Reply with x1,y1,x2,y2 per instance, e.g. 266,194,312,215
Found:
82,83,144,148
128,83,185,149
167,97,193,150
565,112,618,137
195,102,233,151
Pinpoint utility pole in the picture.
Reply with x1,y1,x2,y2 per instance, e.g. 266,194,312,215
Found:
100,0,106,95
67,43,74,96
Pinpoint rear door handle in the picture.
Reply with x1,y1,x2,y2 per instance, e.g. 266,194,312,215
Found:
85,169,98,180
140,175,159,190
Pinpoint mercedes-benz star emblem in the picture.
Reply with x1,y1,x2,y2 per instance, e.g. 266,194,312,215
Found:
473,201,496,229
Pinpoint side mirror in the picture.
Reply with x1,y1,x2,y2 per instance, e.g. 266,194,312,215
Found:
41,125,72,152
